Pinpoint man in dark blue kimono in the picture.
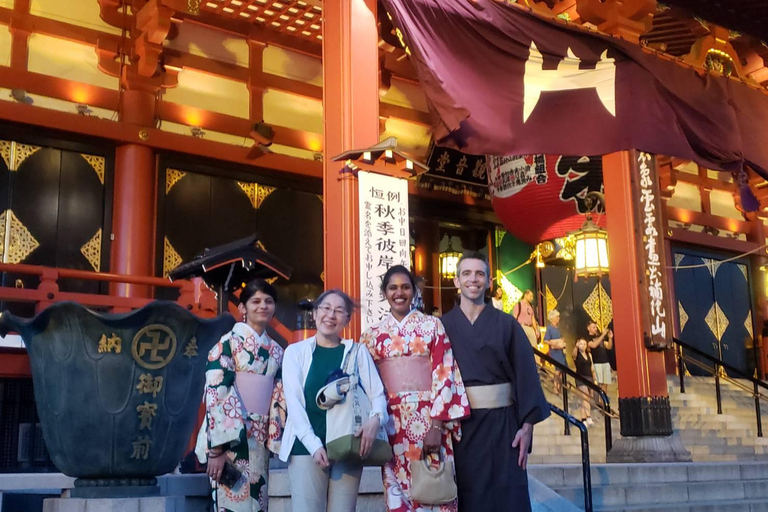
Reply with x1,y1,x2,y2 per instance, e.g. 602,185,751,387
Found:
441,252,550,512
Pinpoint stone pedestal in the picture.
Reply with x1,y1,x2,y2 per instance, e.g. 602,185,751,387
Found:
606,434,692,463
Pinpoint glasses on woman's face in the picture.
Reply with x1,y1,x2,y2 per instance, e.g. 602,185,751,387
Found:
317,304,348,318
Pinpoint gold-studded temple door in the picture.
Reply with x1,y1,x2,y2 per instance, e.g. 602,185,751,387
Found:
0,139,110,316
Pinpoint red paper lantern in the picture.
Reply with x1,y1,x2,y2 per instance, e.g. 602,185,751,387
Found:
488,154,606,245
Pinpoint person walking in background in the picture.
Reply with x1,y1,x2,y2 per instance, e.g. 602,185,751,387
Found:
280,290,388,512
491,286,504,311
412,276,426,313
586,321,613,393
512,290,540,351
572,338,596,426
361,265,469,512
544,309,566,393
198,279,285,512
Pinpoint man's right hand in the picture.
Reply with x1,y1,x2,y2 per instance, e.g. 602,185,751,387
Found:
313,447,330,468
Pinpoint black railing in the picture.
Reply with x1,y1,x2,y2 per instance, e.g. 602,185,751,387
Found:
548,403,592,512
533,347,614,453
673,337,768,437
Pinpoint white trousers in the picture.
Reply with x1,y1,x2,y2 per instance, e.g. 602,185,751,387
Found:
288,455,363,512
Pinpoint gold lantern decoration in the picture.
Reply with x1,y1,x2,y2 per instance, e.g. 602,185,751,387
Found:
570,192,609,278
439,241,462,280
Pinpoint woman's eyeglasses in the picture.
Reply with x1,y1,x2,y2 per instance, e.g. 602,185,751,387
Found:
317,304,348,318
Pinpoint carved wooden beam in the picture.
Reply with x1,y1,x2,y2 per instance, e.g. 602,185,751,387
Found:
98,0,132,30
576,0,655,43
529,0,580,22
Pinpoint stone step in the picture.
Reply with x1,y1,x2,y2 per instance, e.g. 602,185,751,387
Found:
529,462,768,488
552,479,768,509
595,498,768,512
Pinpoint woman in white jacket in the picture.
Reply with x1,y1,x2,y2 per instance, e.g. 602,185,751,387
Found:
280,289,388,512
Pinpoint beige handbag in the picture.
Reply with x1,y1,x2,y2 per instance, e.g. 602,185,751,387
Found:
409,451,457,505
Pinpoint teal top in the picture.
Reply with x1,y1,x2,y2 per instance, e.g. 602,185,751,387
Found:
290,344,346,456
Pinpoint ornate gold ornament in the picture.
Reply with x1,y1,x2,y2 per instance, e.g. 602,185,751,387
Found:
703,258,722,278
496,270,523,314
737,263,748,283
12,143,41,171
545,284,557,315
0,210,40,264
187,0,201,15
678,301,689,332
237,182,277,209
745,310,754,339
163,237,182,277
80,229,102,272
495,227,506,248
705,303,729,341
131,324,177,370
165,169,186,195
704,49,734,77
583,282,613,332
81,154,106,185
138,130,149,141
0,140,11,170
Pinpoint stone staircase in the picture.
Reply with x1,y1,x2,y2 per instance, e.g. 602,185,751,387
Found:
531,374,768,464
530,461,768,512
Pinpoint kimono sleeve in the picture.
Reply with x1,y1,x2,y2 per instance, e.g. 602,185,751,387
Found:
359,327,379,360
204,335,246,450
510,321,550,426
428,319,470,422
267,366,286,454
356,343,388,427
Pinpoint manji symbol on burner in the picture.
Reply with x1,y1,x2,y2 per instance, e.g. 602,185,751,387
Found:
131,325,178,370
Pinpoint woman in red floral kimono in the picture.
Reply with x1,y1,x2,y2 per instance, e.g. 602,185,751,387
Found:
360,265,470,512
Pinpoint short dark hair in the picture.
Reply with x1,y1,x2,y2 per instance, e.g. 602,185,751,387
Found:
240,279,278,305
314,289,358,317
456,251,490,277
380,265,416,294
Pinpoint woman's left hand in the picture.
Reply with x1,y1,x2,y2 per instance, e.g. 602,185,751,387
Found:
357,417,380,459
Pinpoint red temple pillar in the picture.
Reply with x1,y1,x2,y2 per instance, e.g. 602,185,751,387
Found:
322,0,380,338
109,86,158,298
603,150,690,462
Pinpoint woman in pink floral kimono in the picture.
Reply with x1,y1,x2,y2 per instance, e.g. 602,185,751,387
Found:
361,265,470,512
197,279,285,512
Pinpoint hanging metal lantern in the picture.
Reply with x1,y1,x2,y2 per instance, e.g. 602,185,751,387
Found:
570,192,609,278
439,242,462,280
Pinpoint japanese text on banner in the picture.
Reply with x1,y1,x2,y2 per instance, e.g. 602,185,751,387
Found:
358,171,410,331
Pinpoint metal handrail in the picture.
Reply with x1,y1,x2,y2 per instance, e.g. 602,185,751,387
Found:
673,337,765,437
548,403,592,512
533,347,614,453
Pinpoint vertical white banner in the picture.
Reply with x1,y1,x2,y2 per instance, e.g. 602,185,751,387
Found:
358,171,410,331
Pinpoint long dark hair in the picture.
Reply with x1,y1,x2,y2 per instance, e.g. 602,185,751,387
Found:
380,265,416,294
239,279,278,305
